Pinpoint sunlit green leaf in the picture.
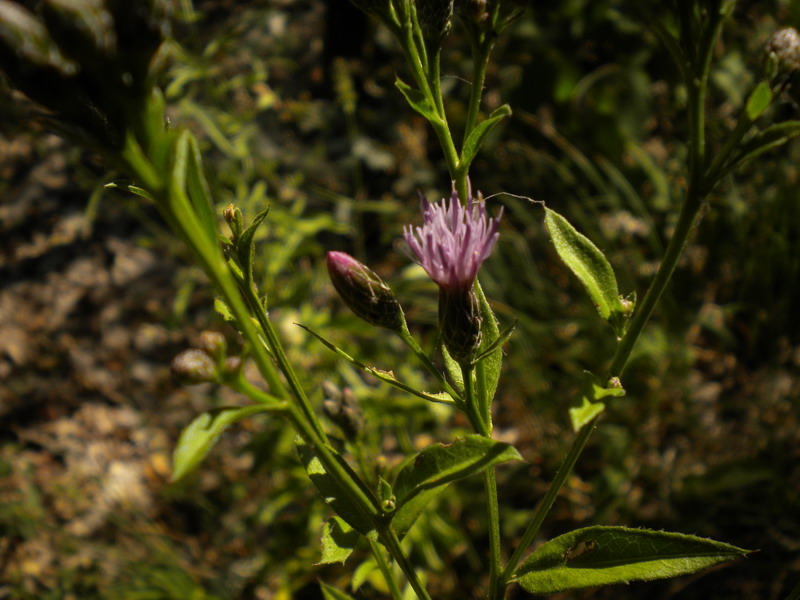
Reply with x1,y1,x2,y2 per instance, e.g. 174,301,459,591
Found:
474,281,502,408
319,517,361,565
320,581,357,600
395,77,437,122
544,207,623,324
514,526,748,594
745,81,773,121
171,405,273,482
568,398,605,432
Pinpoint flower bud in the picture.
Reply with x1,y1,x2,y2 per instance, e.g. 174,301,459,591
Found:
438,286,482,365
171,349,217,384
765,27,800,75
417,0,453,49
327,251,405,331
198,330,227,362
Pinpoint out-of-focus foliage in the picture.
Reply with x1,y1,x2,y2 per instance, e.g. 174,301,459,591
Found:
1,0,798,598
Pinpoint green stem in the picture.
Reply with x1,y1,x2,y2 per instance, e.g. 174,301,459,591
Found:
484,466,503,600
370,539,404,600
399,324,463,405
380,527,433,600
500,415,599,586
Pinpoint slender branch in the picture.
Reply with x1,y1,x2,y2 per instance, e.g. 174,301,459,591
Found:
370,539,404,600
380,527,433,600
484,466,504,600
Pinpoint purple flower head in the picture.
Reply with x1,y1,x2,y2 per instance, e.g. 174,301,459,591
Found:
403,187,503,291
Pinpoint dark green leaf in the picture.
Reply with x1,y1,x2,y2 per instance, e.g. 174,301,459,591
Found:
726,121,800,176
319,517,361,565
185,133,218,245
296,437,376,537
474,281,502,407
392,435,522,534
545,207,623,325
461,104,512,171
172,405,273,482
515,526,748,594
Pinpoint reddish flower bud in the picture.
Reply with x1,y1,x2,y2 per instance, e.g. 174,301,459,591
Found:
327,251,405,331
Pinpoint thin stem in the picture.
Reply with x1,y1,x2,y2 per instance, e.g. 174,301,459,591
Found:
463,39,494,145
484,466,503,600
370,539,404,600
461,363,487,435
399,324,463,405
381,527,433,600
500,416,599,586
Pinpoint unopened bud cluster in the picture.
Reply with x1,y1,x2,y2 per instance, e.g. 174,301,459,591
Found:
171,331,240,385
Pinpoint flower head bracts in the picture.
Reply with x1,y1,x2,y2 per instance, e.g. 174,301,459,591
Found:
403,189,502,291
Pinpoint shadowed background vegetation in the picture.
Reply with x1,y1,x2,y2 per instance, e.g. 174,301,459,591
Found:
1,0,798,598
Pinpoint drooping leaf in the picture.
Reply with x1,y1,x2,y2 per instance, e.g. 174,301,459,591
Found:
745,81,773,121
299,325,454,405
320,582,357,600
296,437,376,537
544,207,624,326
395,76,437,122
461,104,512,171
319,517,361,565
172,405,273,482
514,526,748,594
391,435,522,535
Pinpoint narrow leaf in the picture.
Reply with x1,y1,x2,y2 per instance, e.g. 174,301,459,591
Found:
474,281,502,407
105,182,155,201
236,207,270,289
745,81,773,121
319,517,361,565
472,320,516,367
545,207,623,323
514,526,749,594
320,582,357,600
296,437,376,537
441,342,464,396
395,76,437,122
461,104,512,170
172,405,274,482
185,133,218,244
299,325,454,405
726,120,800,176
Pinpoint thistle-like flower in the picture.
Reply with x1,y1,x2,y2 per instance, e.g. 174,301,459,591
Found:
404,187,502,363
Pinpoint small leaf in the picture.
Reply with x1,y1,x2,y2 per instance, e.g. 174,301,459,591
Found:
568,398,605,432
514,526,749,594
319,517,361,565
320,582,357,600
214,297,235,322
461,104,512,171
474,281,502,408
395,76,437,122
296,437,376,537
745,81,773,121
105,181,155,201
391,435,522,534
545,207,623,325
185,133,218,245
472,320,516,367
236,207,270,289
726,120,800,176
441,343,465,396
172,405,273,482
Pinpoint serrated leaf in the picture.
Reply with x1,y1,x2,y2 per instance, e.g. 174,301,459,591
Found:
745,81,773,121
391,435,522,535
514,526,748,594
296,437,376,537
236,207,270,289
299,325,454,404
319,517,361,565
461,104,512,171
395,76,437,122
172,405,272,482
545,207,623,324
320,582,357,600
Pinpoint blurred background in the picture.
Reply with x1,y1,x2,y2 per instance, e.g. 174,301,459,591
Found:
0,0,798,598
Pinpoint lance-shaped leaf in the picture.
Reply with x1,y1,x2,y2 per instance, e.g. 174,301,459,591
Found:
745,81,773,121
545,207,624,327
236,207,270,290
296,437,377,537
474,281,503,409
320,582,357,600
514,526,749,594
172,405,277,482
299,324,455,405
461,104,512,172
319,517,361,565
395,76,437,123
723,120,800,178
391,435,522,535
